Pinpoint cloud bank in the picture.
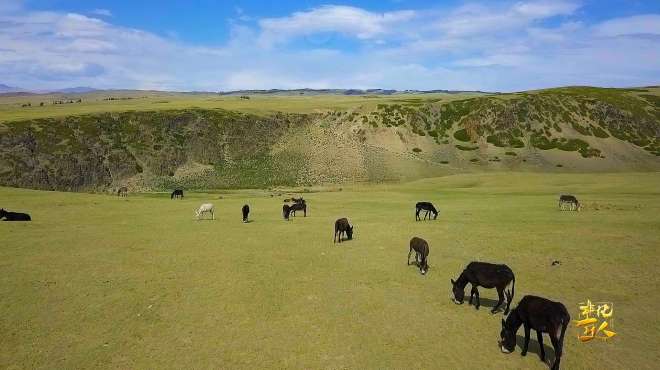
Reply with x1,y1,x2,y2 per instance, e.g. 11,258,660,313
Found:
0,1,658,92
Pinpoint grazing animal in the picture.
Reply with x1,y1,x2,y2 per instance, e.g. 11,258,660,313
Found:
289,202,307,217
415,202,438,221
195,203,214,220
0,208,31,221
282,204,291,221
407,237,429,275
171,189,184,199
242,204,250,223
117,186,128,197
558,195,580,211
500,294,570,370
333,218,354,243
451,261,515,314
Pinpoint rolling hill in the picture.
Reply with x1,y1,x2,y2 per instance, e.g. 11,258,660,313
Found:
0,86,659,191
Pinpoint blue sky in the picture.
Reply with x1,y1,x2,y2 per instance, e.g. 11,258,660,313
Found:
1,0,659,91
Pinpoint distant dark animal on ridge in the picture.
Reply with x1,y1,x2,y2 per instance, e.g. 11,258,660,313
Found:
407,237,429,275
282,204,291,221
500,295,570,370
117,186,128,197
171,189,184,199
242,204,250,223
559,194,580,211
415,202,438,221
451,261,515,314
289,202,307,217
333,218,354,243
0,208,31,221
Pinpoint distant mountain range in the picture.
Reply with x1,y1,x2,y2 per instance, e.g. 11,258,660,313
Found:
0,84,24,93
0,84,99,95
0,83,492,96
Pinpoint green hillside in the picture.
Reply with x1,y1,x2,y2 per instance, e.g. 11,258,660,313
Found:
1,86,659,191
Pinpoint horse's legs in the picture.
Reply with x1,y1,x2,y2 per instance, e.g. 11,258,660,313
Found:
471,285,480,309
492,288,504,313
407,247,413,265
536,330,546,362
521,324,530,356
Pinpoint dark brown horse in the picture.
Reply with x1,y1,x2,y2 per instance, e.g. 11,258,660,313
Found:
407,237,429,274
242,204,250,223
451,261,515,314
282,204,291,221
500,295,570,370
333,218,353,243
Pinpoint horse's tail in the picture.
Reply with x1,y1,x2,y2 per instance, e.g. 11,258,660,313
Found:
510,272,515,302
171,192,174,199
558,309,569,357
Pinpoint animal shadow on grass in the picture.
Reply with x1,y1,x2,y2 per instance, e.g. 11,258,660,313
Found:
515,334,556,367
468,297,509,314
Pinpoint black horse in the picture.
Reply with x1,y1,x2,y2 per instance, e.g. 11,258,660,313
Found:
559,194,580,211
289,202,307,217
0,208,31,221
242,204,250,223
282,204,292,221
451,261,515,314
415,202,438,221
333,218,353,243
171,189,184,199
117,186,128,197
500,294,570,370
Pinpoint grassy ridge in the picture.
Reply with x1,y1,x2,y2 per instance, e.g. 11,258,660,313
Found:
1,86,659,192
1,172,659,369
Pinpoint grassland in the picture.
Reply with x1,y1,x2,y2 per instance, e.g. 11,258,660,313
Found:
0,91,484,122
2,172,659,369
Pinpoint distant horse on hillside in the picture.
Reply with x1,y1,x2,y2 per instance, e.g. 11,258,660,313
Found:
171,189,184,199
117,186,128,197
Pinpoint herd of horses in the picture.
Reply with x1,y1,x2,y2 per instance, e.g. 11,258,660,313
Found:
2,189,584,369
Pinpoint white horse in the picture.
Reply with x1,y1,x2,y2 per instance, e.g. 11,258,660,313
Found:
195,203,214,220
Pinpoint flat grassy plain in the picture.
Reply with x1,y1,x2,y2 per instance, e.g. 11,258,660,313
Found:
1,172,659,369
0,91,484,122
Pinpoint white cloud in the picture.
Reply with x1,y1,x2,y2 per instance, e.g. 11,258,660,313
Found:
0,2,657,92
258,5,415,45
436,0,579,37
594,14,660,37
90,9,112,17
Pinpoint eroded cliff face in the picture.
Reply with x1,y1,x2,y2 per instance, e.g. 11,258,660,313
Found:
0,109,311,191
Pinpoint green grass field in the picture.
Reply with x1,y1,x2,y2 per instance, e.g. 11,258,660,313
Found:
1,172,659,369
0,91,484,122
